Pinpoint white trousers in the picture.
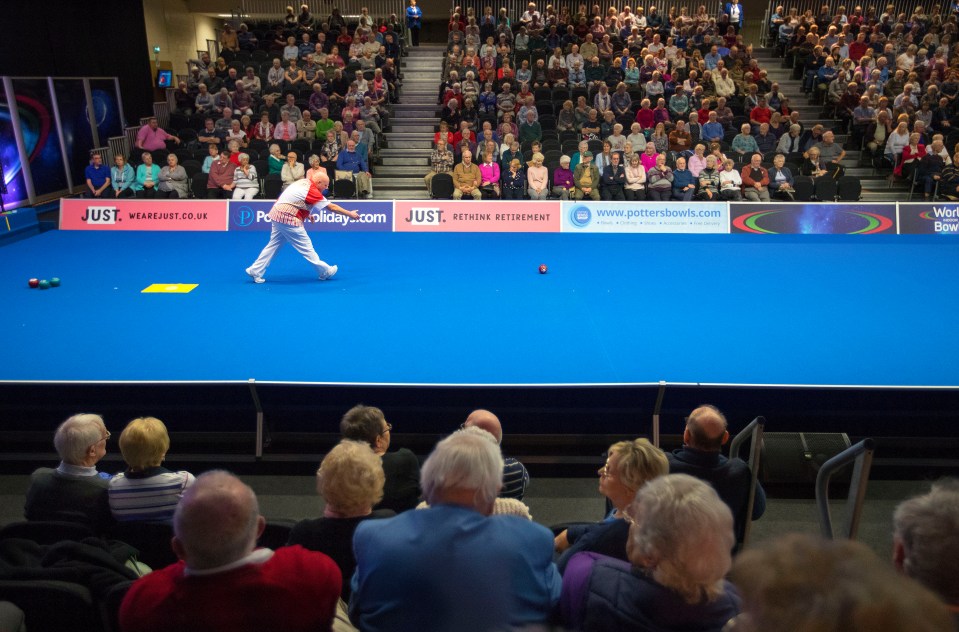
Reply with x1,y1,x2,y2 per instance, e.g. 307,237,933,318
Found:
232,187,258,200
248,221,333,279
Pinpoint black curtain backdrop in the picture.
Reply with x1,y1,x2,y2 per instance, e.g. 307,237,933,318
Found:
0,0,153,124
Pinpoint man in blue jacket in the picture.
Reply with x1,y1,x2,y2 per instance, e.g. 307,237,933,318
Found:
724,0,744,31
335,139,372,198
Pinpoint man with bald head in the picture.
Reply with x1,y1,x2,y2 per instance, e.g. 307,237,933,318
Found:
666,405,766,545
119,471,341,632
463,409,529,500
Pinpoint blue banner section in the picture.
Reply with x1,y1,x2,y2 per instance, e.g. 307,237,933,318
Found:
730,203,897,234
560,201,728,233
898,203,959,235
228,200,393,232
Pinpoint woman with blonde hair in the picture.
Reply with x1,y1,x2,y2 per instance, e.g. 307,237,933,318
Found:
554,438,668,573
108,417,195,522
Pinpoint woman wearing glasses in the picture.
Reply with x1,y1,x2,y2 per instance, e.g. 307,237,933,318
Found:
553,438,668,574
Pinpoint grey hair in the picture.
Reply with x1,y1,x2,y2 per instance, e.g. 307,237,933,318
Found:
420,429,504,508
53,414,106,464
238,153,250,163
893,478,959,604
628,474,735,603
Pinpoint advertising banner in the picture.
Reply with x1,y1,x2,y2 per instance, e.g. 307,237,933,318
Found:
228,200,393,232
898,203,959,234
59,199,228,231
730,203,897,235
560,201,728,233
393,200,560,232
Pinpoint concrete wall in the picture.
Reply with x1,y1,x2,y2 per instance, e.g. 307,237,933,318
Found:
142,0,222,78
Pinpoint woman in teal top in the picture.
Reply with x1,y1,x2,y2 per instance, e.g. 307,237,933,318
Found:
268,143,285,175
111,155,136,198
135,152,161,198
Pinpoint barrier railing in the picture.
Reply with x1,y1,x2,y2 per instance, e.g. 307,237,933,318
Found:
730,415,766,547
815,438,875,540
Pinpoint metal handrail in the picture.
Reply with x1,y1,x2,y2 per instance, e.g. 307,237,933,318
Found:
816,438,875,540
729,415,765,547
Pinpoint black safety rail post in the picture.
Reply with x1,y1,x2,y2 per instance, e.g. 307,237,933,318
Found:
729,416,766,548
816,438,875,540
652,381,666,448
248,378,264,459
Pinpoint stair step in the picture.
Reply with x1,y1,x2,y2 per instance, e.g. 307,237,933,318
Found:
380,148,432,156
376,164,431,174
372,190,427,199
380,142,433,152
371,177,429,187
389,124,437,133
380,156,431,166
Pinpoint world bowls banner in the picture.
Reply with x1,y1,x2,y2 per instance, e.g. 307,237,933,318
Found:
560,201,728,233
898,203,959,234
228,200,393,232
729,203,897,235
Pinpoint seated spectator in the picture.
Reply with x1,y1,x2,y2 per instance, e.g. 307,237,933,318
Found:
754,123,778,154
206,148,236,198
645,154,674,200
340,405,420,513
349,428,561,631
668,120,692,158
136,117,180,153
688,144,707,177
478,151,501,197
624,153,646,200
24,413,113,532
559,475,741,631
519,110,543,144
501,158,527,200
83,153,110,198
281,152,304,191
157,153,188,199
452,150,482,200
201,143,219,174
776,123,803,155
135,152,161,199
553,154,575,199
232,153,259,200
335,140,372,197
110,154,135,198
425,141,455,195
274,111,297,142
573,150,601,200
108,417,195,522
288,440,395,603
719,158,743,199
917,139,946,200
555,438,668,573
296,110,316,139
697,155,721,200
741,153,771,202
813,130,846,178
731,123,759,159
119,471,341,632
800,146,830,179
252,113,274,143
768,153,796,200
893,479,959,619
267,143,285,175
522,153,547,200
732,533,954,632
671,156,696,200
601,151,627,200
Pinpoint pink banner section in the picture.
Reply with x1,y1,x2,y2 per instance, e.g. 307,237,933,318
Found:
393,200,561,232
59,200,228,231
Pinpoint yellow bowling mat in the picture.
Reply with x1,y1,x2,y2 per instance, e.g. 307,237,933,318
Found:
141,283,199,294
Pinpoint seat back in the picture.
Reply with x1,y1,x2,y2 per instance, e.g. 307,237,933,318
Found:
836,175,861,201
0,521,94,545
265,174,284,199
792,176,814,201
431,173,455,199
333,177,356,199
107,521,178,570
0,580,100,632
814,177,837,201
190,172,209,198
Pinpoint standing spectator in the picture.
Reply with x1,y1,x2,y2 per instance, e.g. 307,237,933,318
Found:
741,153,771,201
157,154,188,199
83,153,110,198
406,0,422,47
452,150,482,199
135,152,161,199
281,152,305,191
232,154,259,200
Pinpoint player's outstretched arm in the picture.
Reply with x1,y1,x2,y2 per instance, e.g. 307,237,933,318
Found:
324,202,361,219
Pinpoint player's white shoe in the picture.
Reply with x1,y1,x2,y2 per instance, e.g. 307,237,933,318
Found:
245,267,265,284
319,265,338,281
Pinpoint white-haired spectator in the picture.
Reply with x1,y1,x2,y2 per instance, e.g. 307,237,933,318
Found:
559,474,741,630
24,413,113,531
350,428,561,631
232,153,259,200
